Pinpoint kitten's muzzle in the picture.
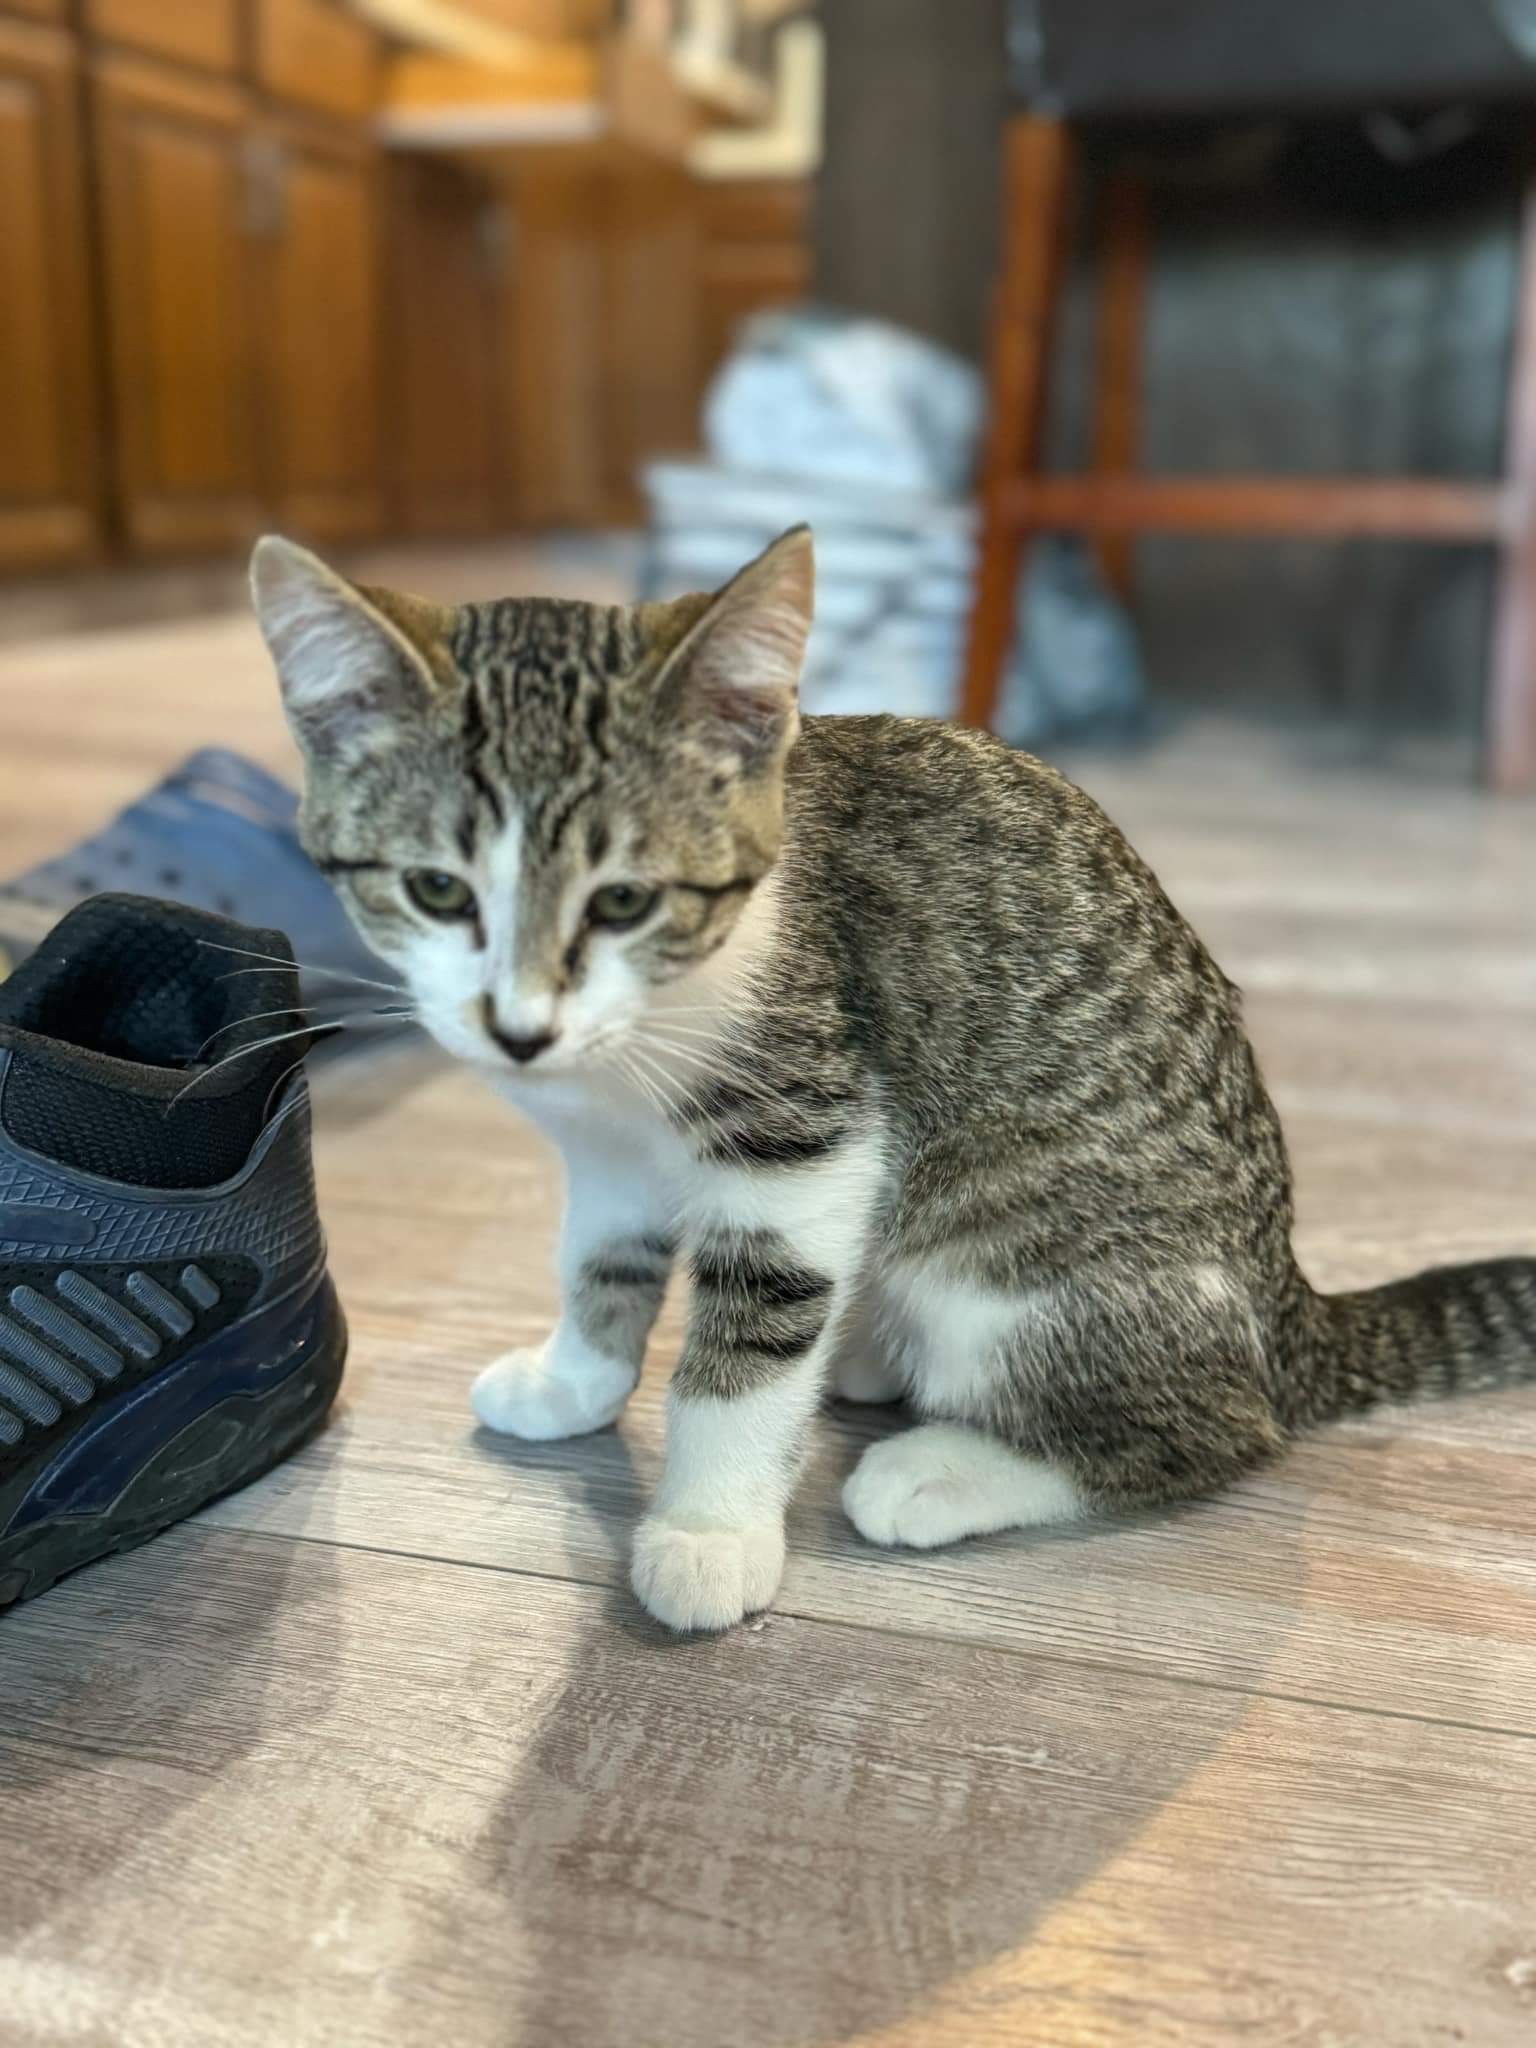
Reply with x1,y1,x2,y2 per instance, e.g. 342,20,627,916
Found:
480,994,558,1066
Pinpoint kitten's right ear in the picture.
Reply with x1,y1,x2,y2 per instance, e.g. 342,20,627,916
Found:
250,536,447,758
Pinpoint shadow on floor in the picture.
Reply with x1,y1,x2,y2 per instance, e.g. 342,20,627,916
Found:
422,1407,1308,2048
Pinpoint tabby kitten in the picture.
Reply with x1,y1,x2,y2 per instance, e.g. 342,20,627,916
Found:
252,528,1536,1632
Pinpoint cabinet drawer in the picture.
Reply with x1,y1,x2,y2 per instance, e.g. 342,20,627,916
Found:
85,0,241,75
254,0,378,120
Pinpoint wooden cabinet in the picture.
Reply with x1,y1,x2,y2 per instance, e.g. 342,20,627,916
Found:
91,49,385,555
605,165,705,503
84,0,240,75
383,155,506,535
261,121,382,539
0,18,101,568
93,56,264,552
254,0,378,122
485,165,809,531
504,159,706,527
700,179,810,374
504,164,610,526
0,0,798,574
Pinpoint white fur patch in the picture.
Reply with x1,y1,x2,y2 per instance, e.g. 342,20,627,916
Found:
630,1517,786,1632
686,1120,888,1269
472,1338,633,1441
1191,1261,1265,1364
881,1264,1048,1421
843,1423,1084,1549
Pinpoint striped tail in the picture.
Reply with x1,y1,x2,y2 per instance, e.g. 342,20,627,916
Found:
1304,1257,1536,1420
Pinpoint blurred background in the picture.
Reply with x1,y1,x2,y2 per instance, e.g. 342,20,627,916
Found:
6,0,1536,788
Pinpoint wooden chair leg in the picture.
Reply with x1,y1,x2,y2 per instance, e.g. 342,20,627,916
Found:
1489,155,1536,793
1091,170,1151,604
961,115,1075,731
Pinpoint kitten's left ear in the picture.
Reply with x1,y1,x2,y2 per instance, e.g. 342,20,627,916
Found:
652,525,814,763
250,535,451,759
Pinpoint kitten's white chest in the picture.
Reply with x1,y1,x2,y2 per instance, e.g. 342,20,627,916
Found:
492,1062,692,1185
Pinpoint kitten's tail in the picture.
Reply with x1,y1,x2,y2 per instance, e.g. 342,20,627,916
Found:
1300,1258,1536,1420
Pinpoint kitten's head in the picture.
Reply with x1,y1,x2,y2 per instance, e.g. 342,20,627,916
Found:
250,529,813,1078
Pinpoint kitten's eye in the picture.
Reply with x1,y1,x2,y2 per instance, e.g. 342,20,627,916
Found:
404,869,477,920
587,882,659,930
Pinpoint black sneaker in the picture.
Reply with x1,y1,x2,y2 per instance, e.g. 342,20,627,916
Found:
0,894,345,1608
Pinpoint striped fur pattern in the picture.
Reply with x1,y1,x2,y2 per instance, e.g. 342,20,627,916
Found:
253,529,1536,1632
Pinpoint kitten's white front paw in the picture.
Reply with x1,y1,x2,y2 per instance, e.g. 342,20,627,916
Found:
630,1515,786,1632
471,1344,632,1441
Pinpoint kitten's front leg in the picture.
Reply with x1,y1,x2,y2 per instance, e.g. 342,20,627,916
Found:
473,1134,676,1442
632,1134,882,1631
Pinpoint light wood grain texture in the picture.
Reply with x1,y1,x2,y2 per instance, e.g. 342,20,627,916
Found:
5,1531,1536,2048
0,561,1533,2047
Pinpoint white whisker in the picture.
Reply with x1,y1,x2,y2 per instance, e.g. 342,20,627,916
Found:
262,1059,315,1126
612,1047,668,1121
195,998,416,1063
193,1004,311,1061
638,1020,733,1045
166,1021,338,1114
217,961,404,997
624,1041,690,1123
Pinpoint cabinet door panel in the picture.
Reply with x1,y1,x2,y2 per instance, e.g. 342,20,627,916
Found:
254,0,378,121
383,156,502,535
0,20,100,569
94,59,262,552
264,132,382,539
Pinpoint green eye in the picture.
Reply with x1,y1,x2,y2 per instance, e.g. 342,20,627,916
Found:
404,869,477,920
587,882,659,930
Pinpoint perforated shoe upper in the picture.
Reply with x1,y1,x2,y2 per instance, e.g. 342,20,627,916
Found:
0,896,327,1466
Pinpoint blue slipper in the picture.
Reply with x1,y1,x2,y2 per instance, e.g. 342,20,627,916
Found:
0,750,411,1061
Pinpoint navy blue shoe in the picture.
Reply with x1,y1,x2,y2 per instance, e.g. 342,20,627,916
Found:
0,894,345,1608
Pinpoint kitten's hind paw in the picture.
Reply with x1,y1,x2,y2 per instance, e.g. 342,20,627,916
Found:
843,1424,1083,1548
631,1515,785,1632
471,1343,632,1441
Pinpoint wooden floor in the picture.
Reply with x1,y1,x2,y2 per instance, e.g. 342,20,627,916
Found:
1,573,1535,2046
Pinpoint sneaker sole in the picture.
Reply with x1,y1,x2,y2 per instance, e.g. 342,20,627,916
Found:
0,1273,346,1611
